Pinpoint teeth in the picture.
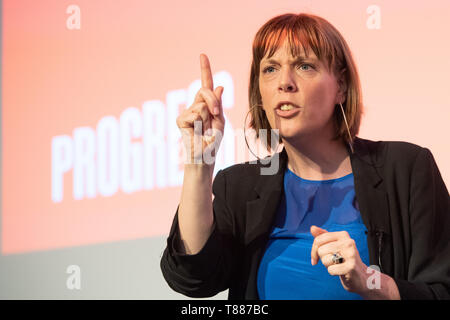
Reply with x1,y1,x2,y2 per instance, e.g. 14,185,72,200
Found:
280,104,294,111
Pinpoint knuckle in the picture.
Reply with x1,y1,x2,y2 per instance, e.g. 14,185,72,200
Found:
314,237,323,246
198,87,206,95
348,251,356,259
199,87,211,98
200,87,216,100
194,103,209,115
317,246,326,257
190,110,200,118
194,90,203,102
191,101,206,111
340,231,350,238
346,238,355,247
192,111,206,122
176,114,189,127
316,247,322,257
327,266,336,275
194,89,208,103
200,103,211,113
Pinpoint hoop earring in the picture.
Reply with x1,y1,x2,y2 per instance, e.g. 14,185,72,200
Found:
339,102,354,154
243,104,281,161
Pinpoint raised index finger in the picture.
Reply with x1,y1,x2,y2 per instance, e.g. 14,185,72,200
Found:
200,53,214,90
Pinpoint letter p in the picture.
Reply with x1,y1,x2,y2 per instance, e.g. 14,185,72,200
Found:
51,135,73,203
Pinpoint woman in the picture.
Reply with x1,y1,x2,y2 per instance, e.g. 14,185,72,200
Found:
160,13,450,300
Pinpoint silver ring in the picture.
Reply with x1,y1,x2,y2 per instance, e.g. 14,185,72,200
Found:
332,252,344,264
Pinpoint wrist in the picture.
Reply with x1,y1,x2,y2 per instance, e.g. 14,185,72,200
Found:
184,162,215,174
360,269,401,300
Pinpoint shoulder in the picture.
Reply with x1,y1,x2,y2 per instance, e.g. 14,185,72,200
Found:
218,160,264,178
353,137,446,194
212,153,283,198
214,158,270,187
354,137,430,168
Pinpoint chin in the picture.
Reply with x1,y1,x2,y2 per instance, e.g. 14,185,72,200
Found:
278,126,306,138
279,127,319,144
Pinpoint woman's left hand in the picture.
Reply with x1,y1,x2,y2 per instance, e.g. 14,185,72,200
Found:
310,225,369,295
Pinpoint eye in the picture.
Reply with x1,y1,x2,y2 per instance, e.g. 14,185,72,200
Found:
262,66,276,74
299,63,314,71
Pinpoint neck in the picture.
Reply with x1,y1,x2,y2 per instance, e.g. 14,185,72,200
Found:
282,134,352,180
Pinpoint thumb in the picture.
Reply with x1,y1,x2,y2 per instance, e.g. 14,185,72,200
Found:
310,225,328,238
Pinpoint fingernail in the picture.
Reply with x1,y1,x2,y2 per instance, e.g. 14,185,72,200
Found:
311,258,314,265
214,107,219,115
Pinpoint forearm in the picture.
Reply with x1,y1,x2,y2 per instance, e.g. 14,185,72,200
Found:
178,163,215,255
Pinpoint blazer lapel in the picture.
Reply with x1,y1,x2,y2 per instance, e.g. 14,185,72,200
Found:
350,138,391,232
244,148,288,246
350,138,392,270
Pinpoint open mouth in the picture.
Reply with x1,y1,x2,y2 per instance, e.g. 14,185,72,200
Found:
275,102,301,117
279,104,298,111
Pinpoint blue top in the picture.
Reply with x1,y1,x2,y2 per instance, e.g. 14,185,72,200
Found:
257,168,370,300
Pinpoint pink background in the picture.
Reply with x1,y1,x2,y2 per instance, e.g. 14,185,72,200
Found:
3,0,449,254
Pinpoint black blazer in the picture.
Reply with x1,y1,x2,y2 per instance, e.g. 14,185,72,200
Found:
160,137,450,300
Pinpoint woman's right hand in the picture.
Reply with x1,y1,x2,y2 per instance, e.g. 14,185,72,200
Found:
176,54,225,165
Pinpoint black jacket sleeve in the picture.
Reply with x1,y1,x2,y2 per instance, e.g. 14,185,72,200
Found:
394,148,450,299
160,169,237,298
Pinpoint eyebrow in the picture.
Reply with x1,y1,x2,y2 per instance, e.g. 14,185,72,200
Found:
262,56,317,65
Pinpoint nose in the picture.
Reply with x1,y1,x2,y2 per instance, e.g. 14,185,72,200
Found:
279,83,296,92
278,68,297,92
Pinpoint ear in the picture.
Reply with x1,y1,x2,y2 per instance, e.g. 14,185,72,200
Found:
335,68,348,104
